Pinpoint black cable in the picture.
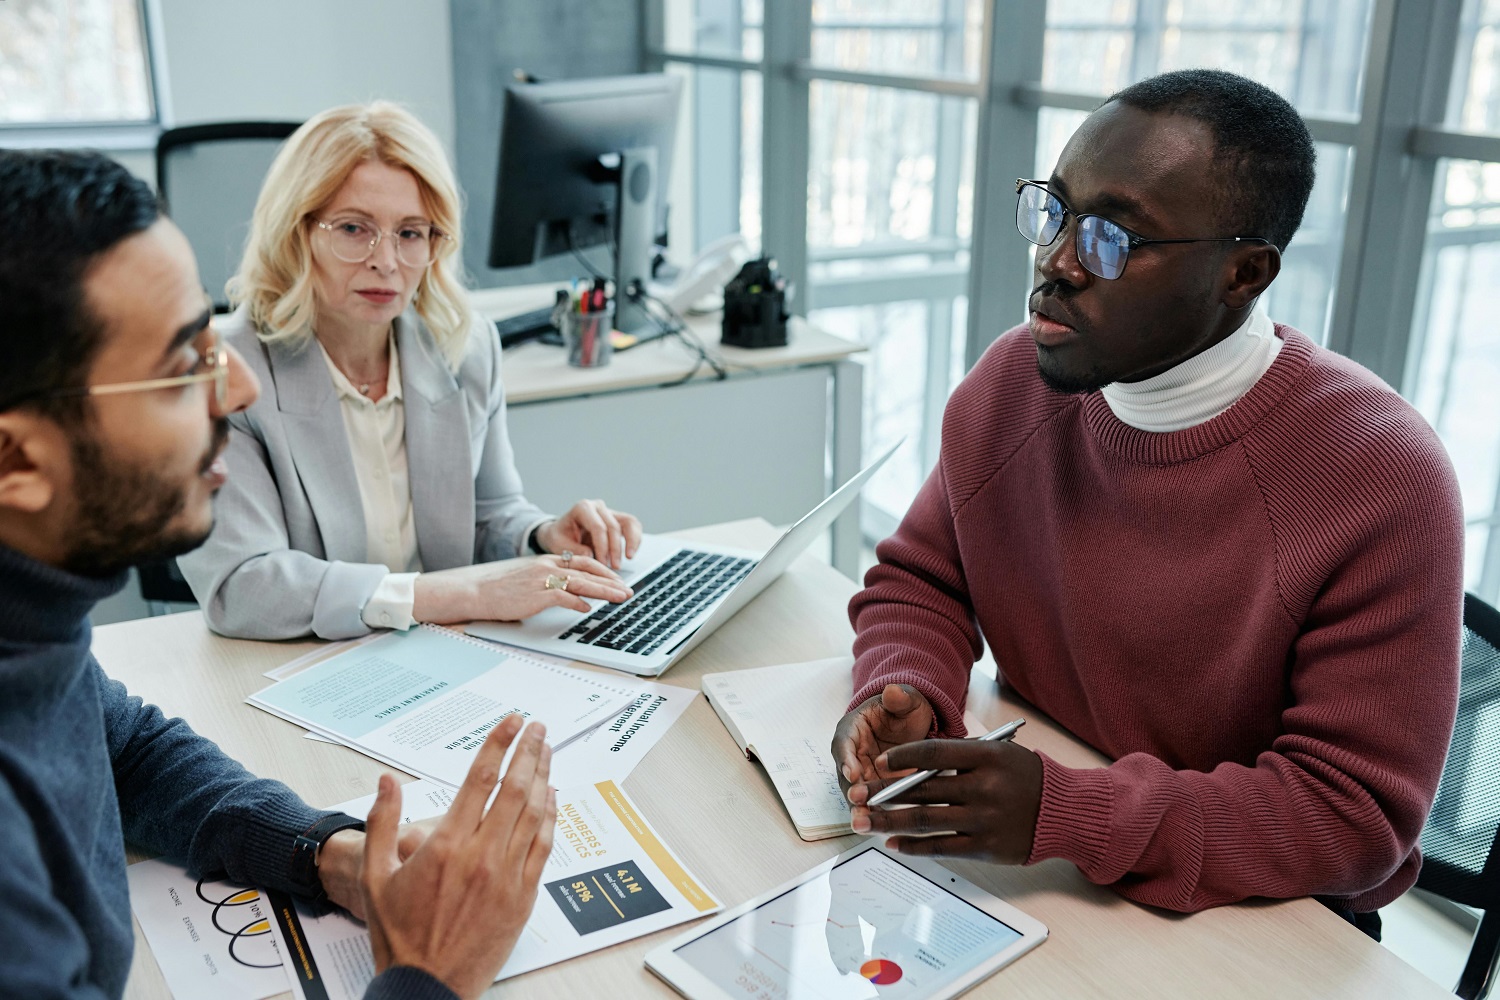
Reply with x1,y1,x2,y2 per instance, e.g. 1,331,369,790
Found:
626,280,731,383
645,289,726,378
566,222,609,280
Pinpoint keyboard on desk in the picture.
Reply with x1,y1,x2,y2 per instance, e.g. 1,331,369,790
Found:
558,549,756,655
495,306,562,349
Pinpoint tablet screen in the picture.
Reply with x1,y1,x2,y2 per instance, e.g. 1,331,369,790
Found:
672,847,1023,998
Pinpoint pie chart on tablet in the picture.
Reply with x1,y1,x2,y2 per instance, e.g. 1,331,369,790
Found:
860,959,903,985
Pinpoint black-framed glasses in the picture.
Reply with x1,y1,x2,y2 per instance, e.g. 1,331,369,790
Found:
13,322,228,411
1014,179,1271,281
313,214,452,269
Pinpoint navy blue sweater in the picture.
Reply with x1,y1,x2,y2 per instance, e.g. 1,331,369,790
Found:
0,543,455,1000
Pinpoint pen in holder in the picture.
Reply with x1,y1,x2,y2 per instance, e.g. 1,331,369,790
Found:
555,300,615,368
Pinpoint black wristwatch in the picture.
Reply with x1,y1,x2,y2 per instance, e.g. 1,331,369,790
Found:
290,814,366,896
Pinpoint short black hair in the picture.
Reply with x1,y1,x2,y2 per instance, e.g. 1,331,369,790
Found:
0,149,161,417
1104,69,1316,252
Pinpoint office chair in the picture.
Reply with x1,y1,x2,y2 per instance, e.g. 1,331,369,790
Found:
155,121,301,311
136,559,196,613
141,122,299,612
1417,591,1500,999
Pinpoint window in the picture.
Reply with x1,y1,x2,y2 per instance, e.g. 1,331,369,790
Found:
806,80,976,531
808,84,975,250
1041,0,1371,116
652,0,1500,575
810,0,985,80
0,0,155,125
656,1,981,538
811,298,968,537
661,0,762,60
1038,1,1373,344
1407,0,1500,600
664,63,763,257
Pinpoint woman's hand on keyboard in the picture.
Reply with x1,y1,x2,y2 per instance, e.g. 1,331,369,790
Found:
412,554,632,623
534,499,643,569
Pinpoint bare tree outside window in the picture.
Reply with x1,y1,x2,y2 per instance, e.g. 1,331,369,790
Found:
0,0,153,125
1407,0,1500,599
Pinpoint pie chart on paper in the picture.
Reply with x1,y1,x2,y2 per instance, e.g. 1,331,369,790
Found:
860,958,903,985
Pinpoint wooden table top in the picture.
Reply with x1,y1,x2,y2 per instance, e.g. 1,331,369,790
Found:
97,519,1446,1000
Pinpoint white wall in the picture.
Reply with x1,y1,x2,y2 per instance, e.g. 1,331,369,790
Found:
155,0,456,152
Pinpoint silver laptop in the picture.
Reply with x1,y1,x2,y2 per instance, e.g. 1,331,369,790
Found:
465,442,899,676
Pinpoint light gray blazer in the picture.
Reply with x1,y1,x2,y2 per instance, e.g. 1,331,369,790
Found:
178,308,548,640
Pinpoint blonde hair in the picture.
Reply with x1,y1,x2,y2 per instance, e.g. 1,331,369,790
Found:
228,101,471,367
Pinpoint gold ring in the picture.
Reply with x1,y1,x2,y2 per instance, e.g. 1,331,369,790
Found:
560,550,574,567
544,573,570,591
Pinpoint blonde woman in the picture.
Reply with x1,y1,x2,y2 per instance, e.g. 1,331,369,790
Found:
179,102,641,640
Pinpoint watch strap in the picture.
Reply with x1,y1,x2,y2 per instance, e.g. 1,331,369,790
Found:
290,813,366,895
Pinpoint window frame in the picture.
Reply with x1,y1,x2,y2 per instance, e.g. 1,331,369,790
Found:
0,0,171,150
650,0,1500,567
649,0,983,539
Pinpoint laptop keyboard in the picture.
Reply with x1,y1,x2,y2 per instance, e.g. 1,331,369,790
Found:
557,549,755,656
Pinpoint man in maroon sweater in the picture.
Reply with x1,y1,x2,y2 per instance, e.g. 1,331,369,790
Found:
831,69,1463,931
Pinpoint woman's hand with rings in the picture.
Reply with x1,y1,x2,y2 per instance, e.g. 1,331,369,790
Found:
534,500,643,570
412,553,632,624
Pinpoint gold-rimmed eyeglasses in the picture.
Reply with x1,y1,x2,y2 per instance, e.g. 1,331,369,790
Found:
14,322,229,411
313,215,453,269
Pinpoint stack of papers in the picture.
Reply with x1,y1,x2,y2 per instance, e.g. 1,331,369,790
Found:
267,779,719,1000
248,625,647,788
130,779,719,1000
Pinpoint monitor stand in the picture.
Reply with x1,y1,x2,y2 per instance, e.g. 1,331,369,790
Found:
612,146,658,334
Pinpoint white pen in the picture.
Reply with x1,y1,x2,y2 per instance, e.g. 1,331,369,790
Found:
864,717,1026,809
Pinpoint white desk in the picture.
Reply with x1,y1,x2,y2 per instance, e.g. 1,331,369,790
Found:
471,285,867,578
103,519,1449,1000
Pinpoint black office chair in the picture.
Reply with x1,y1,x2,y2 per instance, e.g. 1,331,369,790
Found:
155,121,301,312
1417,592,1500,999
138,122,300,611
136,559,196,613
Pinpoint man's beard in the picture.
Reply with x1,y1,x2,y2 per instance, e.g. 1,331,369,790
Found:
1036,345,1110,395
60,419,228,578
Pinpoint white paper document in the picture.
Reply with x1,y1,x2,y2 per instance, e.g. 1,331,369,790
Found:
300,675,695,788
248,625,636,787
126,863,288,1000
547,678,695,787
127,784,457,1000
266,779,720,1000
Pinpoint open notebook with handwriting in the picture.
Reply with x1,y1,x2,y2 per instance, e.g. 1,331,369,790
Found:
702,656,858,841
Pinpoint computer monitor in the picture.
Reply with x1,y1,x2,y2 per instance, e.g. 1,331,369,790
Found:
488,73,682,333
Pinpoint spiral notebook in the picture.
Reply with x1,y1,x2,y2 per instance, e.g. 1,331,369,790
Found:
248,624,636,788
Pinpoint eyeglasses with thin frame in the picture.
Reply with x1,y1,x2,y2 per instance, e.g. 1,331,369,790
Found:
1014,178,1271,281
313,215,453,269
10,319,228,412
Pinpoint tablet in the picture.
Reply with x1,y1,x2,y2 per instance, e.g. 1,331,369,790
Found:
645,840,1046,1000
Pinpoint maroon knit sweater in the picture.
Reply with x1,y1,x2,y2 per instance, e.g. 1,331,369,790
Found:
850,324,1463,913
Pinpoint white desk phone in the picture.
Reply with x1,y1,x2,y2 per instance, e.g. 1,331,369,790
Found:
647,233,751,314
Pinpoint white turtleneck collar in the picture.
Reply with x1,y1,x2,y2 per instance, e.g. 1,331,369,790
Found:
1100,305,1282,433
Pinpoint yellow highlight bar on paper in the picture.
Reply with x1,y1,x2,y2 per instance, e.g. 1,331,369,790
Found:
595,780,717,912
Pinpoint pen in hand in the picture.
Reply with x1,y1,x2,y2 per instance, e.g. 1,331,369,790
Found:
864,718,1026,809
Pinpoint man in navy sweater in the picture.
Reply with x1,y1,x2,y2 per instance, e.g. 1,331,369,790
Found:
0,150,556,999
